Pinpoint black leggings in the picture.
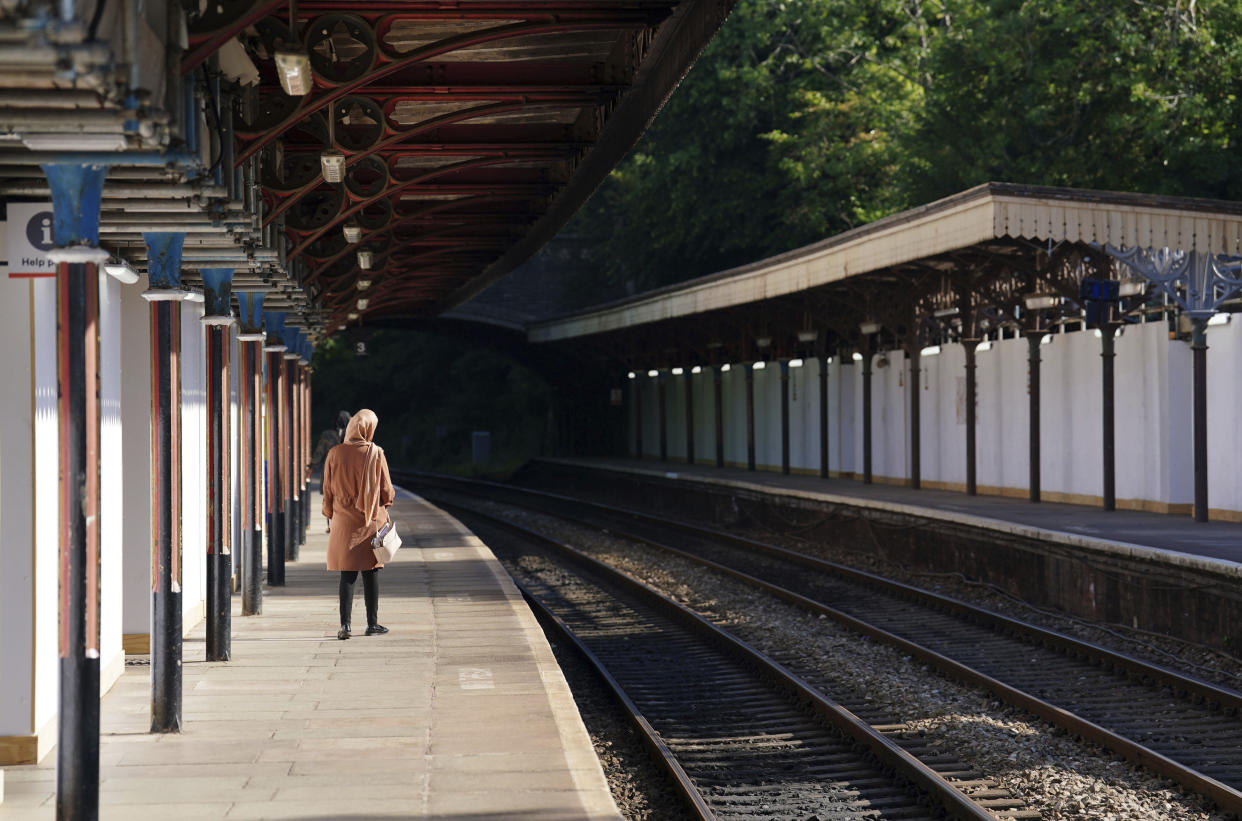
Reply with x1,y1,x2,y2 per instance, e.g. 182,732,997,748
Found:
339,569,379,628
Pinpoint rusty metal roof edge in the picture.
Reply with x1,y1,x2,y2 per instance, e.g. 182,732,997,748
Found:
432,0,739,315
524,181,1242,334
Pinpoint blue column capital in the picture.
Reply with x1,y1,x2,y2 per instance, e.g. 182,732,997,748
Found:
235,292,266,340
200,268,235,325
40,163,110,252
263,311,287,352
143,232,186,292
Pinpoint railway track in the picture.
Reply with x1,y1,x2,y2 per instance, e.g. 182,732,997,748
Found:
452,504,1030,820
399,471,1242,817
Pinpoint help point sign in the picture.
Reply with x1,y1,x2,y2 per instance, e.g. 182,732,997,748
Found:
6,202,56,276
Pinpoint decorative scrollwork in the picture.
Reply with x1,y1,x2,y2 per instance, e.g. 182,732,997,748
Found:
260,149,321,192
307,15,378,85
344,156,390,200
331,96,386,153
286,186,345,232
357,200,393,232
304,233,348,261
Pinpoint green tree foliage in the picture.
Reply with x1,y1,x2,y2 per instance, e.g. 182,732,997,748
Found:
311,331,551,474
566,0,1242,297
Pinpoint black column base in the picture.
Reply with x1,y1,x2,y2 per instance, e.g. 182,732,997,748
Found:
285,503,298,563
151,589,182,733
302,490,310,545
206,553,232,661
241,528,263,615
267,511,285,586
57,654,100,820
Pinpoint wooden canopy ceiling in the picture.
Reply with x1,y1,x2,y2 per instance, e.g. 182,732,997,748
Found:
187,0,734,332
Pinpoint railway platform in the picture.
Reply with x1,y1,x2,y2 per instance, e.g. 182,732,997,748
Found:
526,456,1242,651
540,457,1242,570
0,491,621,821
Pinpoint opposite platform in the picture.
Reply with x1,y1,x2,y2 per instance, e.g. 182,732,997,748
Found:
541,457,1242,575
0,490,621,821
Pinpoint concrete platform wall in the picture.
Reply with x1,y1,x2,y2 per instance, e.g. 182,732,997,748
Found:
628,320,1241,519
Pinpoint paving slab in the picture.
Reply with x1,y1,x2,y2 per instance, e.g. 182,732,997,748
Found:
0,490,621,821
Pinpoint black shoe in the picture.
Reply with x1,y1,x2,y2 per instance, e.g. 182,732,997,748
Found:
365,624,388,636
337,626,351,640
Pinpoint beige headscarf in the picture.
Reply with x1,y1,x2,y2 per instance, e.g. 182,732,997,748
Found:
344,408,383,526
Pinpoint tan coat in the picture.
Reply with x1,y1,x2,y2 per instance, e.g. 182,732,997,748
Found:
322,441,395,571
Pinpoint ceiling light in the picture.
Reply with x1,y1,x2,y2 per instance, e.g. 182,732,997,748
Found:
357,250,372,269
752,361,766,370
274,51,312,96
671,367,684,375
1023,292,1060,311
356,278,371,290
102,259,138,284
22,133,128,152
755,336,771,348
320,150,345,183
852,352,863,361
796,330,817,343
859,321,881,335
721,363,731,372
647,369,658,378
920,345,941,356
691,366,702,374
933,307,959,318
788,358,804,368
338,324,347,330
627,371,636,379
347,312,359,320
342,222,362,243
976,340,992,352
356,298,369,310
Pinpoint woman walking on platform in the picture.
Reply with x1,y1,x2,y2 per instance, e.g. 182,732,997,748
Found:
322,408,395,640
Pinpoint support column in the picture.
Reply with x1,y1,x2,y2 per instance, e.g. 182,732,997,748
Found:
44,162,109,821
634,376,643,458
280,327,301,563
962,340,978,495
780,361,790,475
262,311,287,585
143,231,187,734
1100,325,1117,511
713,365,724,467
684,369,695,464
818,355,829,479
744,363,756,471
201,269,234,661
657,371,667,462
235,293,265,615
908,348,921,490
862,347,873,484
300,345,312,544
1026,333,1041,503
1190,317,1209,522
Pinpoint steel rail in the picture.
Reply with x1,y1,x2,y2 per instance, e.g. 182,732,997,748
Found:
433,498,999,821
514,578,716,821
406,470,1242,817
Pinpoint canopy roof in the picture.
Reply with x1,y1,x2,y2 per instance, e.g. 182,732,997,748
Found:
528,183,1242,344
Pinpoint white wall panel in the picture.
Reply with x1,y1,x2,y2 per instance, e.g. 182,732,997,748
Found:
0,276,35,739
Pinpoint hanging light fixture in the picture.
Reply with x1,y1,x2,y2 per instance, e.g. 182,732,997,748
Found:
356,278,372,290
342,222,362,243
357,250,373,269
275,51,312,96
